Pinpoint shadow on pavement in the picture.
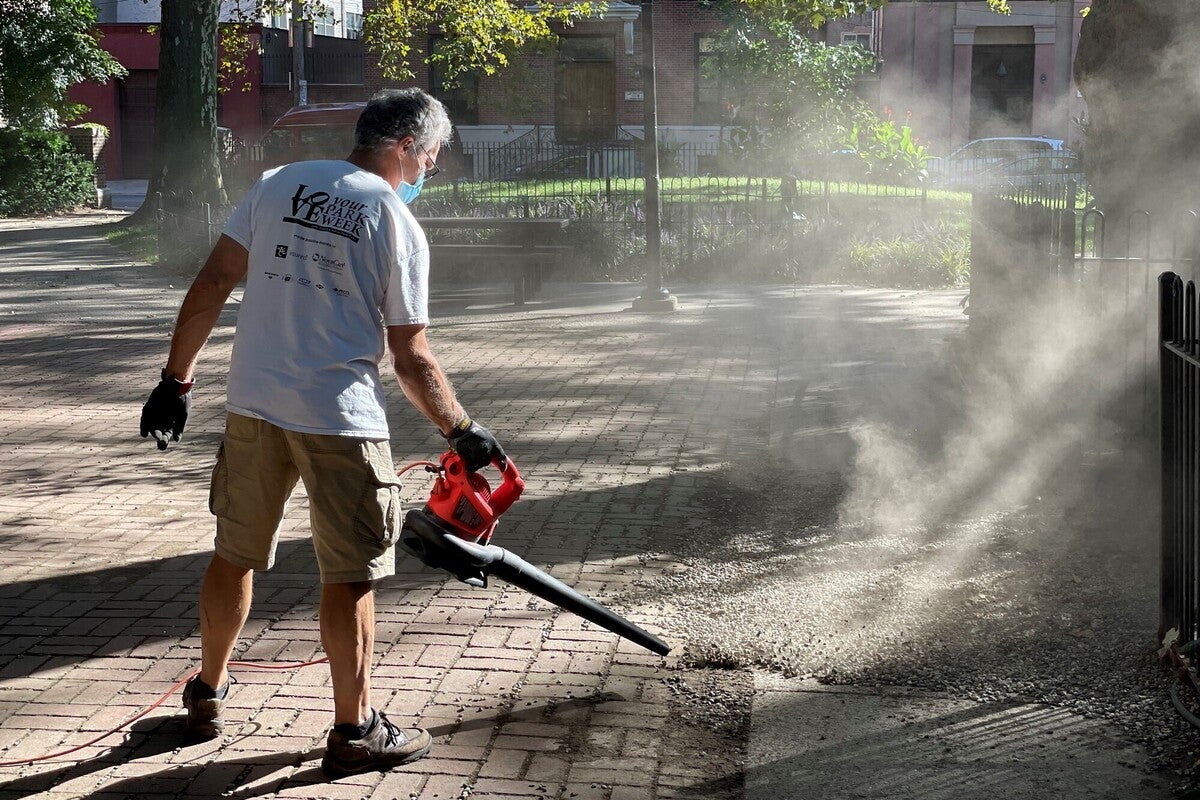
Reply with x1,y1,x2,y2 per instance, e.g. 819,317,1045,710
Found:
0,695,624,799
0,471,761,683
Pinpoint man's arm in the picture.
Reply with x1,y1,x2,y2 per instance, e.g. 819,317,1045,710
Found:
387,323,506,470
140,235,248,449
386,323,465,435
164,235,250,380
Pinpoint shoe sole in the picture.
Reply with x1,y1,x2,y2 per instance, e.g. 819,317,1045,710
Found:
185,717,224,739
320,738,433,779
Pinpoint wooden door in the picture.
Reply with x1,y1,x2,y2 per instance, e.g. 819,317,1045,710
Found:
970,45,1035,139
556,62,615,143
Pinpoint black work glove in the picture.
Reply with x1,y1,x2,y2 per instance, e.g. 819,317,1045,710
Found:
140,370,193,450
444,418,506,472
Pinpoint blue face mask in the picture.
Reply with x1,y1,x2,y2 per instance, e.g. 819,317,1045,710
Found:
397,170,425,204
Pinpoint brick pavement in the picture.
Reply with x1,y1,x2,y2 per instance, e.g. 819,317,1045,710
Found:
0,213,962,799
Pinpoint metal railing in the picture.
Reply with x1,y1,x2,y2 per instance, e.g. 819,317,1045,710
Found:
155,191,233,264
261,29,363,86
1161,271,1200,643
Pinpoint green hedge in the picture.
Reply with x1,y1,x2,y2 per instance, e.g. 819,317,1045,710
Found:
0,129,95,216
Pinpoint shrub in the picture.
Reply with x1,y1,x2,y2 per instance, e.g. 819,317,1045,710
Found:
846,220,970,288
0,129,95,216
842,109,929,186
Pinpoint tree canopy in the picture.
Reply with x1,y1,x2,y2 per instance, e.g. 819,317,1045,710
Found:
703,17,876,161
0,0,125,129
735,0,1010,29
367,0,598,84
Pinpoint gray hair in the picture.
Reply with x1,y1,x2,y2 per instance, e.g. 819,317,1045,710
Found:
354,88,453,153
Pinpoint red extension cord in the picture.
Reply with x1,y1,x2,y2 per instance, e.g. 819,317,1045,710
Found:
0,460,443,768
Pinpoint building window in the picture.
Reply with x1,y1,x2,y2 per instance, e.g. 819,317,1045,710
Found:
559,35,615,62
312,2,336,37
841,32,872,51
695,35,730,125
267,11,288,30
345,12,363,39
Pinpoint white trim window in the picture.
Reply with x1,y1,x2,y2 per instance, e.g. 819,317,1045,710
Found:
841,32,872,50
312,2,337,37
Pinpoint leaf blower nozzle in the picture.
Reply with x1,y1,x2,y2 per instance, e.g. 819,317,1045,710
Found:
399,452,670,657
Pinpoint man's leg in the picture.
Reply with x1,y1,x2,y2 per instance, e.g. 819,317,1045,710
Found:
320,580,374,726
199,553,254,690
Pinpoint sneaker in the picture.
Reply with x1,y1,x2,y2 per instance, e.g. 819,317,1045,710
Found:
321,710,433,778
181,675,230,738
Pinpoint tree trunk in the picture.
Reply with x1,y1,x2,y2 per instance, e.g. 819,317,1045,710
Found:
128,0,226,264
1074,0,1200,217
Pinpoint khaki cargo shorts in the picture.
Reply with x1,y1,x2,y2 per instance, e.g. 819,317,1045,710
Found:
209,412,402,583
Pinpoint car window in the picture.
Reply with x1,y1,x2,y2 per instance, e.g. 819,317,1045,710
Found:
261,129,295,165
298,127,356,161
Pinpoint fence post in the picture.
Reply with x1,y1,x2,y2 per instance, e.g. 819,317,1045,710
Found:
687,202,695,265
1160,273,1174,642
1161,273,1183,642
606,176,612,204
155,191,164,264
205,203,214,249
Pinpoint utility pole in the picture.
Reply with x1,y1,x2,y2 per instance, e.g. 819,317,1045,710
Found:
291,0,308,106
632,0,678,312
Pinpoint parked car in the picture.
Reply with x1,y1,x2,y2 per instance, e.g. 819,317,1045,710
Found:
506,154,590,180
973,150,1083,191
241,102,477,184
246,102,364,174
927,136,1070,187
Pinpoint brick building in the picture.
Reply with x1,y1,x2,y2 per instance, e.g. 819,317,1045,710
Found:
360,0,736,177
874,1,1088,153
71,0,366,179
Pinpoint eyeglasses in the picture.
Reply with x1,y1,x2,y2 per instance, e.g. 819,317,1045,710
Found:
419,145,441,181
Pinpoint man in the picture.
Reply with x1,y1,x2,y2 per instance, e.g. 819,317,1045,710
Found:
139,88,505,778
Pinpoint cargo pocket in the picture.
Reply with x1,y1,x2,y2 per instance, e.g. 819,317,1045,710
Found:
354,451,403,549
208,443,228,517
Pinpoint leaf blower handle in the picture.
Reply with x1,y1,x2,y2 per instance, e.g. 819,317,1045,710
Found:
486,456,524,517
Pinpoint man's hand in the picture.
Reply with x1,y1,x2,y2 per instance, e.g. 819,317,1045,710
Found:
140,372,193,450
445,418,506,472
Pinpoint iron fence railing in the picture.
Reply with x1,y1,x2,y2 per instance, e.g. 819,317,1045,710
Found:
417,175,934,206
972,198,1200,424
1161,272,1200,643
261,28,363,86
409,175,933,279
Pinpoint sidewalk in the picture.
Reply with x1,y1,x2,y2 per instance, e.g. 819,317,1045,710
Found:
0,212,1177,799
0,213,742,800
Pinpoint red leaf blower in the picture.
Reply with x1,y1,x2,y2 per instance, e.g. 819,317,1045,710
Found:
399,451,670,656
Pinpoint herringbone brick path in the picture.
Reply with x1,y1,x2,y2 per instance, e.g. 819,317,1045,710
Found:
0,213,783,799
0,213,966,799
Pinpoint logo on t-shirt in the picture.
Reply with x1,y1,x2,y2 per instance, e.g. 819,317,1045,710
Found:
274,245,288,258
283,185,368,243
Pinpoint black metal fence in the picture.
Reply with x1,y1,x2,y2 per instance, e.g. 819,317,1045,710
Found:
409,175,934,279
1160,272,1200,643
261,29,363,86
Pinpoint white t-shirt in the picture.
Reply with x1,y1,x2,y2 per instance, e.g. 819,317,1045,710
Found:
221,160,428,438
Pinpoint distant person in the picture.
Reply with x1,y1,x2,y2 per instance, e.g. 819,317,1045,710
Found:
139,88,505,778
780,172,798,218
